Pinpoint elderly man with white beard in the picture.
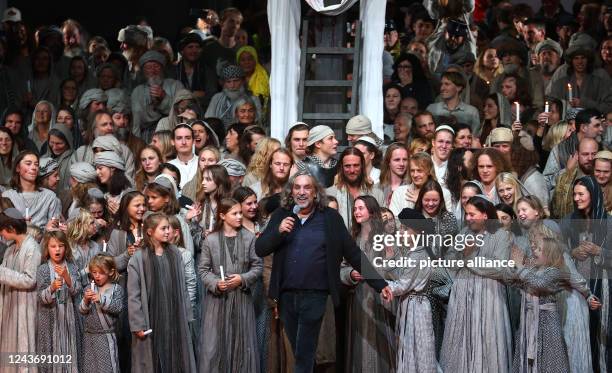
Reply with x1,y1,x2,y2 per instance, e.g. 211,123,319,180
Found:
204,64,262,127
131,50,184,142
69,110,136,180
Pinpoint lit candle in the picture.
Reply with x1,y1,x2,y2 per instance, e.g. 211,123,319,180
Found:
515,102,520,122
567,83,573,101
102,240,107,252
544,101,550,124
25,208,29,219
90,281,95,292
220,265,226,281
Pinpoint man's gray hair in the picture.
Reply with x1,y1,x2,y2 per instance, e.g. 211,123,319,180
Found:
280,170,328,211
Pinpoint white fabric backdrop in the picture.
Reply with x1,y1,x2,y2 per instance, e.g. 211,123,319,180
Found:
267,0,386,140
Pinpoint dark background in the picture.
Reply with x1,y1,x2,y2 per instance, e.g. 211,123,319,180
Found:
8,0,268,50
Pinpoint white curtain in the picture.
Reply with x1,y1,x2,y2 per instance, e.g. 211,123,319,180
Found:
268,0,386,140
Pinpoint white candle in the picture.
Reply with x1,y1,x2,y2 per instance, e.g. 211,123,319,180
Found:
567,83,573,101
102,240,107,252
143,329,153,335
90,281,95,292
25,208,29,219
220,265,225,281
515,102,520,122
544,101,550,124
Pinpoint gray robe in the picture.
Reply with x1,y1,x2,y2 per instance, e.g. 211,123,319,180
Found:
131,79,184,141
2,188,62,229
0,235,41,373
70,143,135,182
197,229,263,373
127,246,196,373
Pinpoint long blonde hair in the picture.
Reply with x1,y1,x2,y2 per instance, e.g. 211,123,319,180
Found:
495,172,524,211
246,137,281,179
474,48,504,82
66,209,95,244
542,121,571,152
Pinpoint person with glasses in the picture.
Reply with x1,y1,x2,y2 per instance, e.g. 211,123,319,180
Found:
391,53,434,108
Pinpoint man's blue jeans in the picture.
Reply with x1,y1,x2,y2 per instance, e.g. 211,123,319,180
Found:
280,290,329,373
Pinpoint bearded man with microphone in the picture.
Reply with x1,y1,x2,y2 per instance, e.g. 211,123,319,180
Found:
255,170,393,373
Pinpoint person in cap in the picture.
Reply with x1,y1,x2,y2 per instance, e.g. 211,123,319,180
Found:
594,150,612,213
426,0,476,75
431,125,455,187
296,125,339,188
70,111,136,181
218,157,247,188
131,50,185,142
117,25,151,87
77,88,108,147
345,115,384,147
94,151,132,214
38,157,60,191
0,206,42,363
532,38,563,84
384,19,401,60
2,150,62,229
59,162,99,218
204,63,263,127
175,33,218,110
107,88,146,161
548,33,612,114
154,88,202,134
543,108,604,190
426,71,481,134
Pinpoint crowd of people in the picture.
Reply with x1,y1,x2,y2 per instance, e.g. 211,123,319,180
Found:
0,0,611,372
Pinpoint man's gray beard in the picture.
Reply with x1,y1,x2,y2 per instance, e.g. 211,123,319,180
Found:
541,63,557,76
224,86,245,101
64,47,82,58
115,127,130,142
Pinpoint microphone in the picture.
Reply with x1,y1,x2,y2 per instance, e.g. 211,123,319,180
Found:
292,204,302,216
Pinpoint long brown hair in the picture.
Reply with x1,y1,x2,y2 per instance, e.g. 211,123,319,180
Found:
145,182,180,215
41,231,74,262
473,147,511,182
261,148,293,197
134,145,162,191
198,164,231,203
10,150,41,192
143,212,170,251
415,179,447,216
351,195,384,242
213,198,241,232
379,143,409,186
335,147,372,190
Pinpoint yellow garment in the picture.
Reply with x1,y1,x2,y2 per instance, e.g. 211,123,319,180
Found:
236,46,270,100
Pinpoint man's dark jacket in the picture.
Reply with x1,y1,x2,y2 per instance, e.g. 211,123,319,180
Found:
255,206,387,307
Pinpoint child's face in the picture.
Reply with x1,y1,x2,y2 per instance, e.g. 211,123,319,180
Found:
221,204,242,230
87,219,98,237
201,171,218,194
145,190,168,212
48,237,66,264
150,219,171,243
91,266,110,286
532,245,547,267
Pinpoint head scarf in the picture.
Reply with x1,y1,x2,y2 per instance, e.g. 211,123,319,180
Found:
94,151,126,171
70,162,97,183
38,157,59,178
236,46,270,100
92,135,122,153
28,100,56,134
79,88,108,111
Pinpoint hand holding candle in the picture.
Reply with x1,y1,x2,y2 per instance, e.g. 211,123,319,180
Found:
90,280,95,292
514,102,520,123
544,101,550,124
567,83,573,101
220,265,226,281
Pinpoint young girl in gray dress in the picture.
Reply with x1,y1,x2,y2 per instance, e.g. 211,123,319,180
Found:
80,254,124,373
36,231,82,373
197,198,263,373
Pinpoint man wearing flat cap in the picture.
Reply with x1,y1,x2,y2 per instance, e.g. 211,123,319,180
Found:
131,50,185,142
117,25,152,90
296,125,339,188
427,16,476,75
532,38,563,85
175,33,218,110
204,63,262,127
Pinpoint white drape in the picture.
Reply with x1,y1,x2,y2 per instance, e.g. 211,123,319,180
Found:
267,0,386,140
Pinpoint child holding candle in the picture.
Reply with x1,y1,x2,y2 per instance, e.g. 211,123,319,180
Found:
187,165,231,238
127,212,196,372
36,231,82,372
67,208,101,287
80,254,124,373
197,198,263,373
